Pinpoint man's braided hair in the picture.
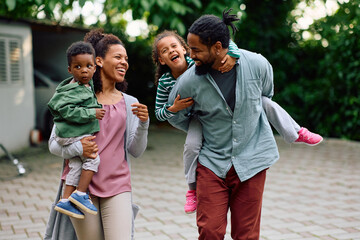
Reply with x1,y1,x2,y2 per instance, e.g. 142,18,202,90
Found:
188,8,239,48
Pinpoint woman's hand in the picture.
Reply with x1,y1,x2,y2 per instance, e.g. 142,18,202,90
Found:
131,103,149,122
80,136,98,159
218,55,237,73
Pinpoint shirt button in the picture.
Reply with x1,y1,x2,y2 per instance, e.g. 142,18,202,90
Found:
232,156,235,159
233,138,237,142
233,121,236,124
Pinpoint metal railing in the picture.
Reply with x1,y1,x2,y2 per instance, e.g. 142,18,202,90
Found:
0,143,26,176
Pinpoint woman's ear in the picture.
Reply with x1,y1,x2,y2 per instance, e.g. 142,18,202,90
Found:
96,57,103,68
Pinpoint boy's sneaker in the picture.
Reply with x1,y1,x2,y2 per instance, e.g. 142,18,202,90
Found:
184,190,197,214
295,127,323,146
54,200,84,219
69,190,97,215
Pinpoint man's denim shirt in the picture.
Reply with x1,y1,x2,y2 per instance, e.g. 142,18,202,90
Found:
168,49,279,181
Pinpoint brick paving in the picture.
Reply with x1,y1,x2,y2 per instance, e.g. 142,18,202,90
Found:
0,125,359,240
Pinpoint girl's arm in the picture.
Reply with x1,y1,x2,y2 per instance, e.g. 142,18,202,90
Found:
155,74,194,121
155,77,177,121
218,40,241,72
167,76,193,132
227,39,241,58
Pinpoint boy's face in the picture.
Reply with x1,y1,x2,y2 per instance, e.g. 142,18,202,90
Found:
68,54,96,85
158,36,187,74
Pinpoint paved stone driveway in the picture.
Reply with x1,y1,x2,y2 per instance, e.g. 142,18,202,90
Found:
1,126,359,239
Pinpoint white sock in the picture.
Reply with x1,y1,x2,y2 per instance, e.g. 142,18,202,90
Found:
76,191,86,196
60,199,70,203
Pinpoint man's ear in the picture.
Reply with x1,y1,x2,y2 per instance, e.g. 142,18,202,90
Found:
213,41,223,55
67,66,72,74
96,57,103,68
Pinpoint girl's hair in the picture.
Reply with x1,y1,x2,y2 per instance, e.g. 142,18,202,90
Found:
152,30,190,86
84,28,128,93
188,8,239,48
66,41,95,66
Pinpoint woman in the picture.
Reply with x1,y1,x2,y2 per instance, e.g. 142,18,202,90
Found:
44,29,149,240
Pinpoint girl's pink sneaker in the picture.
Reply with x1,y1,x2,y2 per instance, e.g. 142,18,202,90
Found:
295,127,323,146
184,190,197,214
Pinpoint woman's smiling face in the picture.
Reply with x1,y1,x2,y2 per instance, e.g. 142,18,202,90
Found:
99,44,129,83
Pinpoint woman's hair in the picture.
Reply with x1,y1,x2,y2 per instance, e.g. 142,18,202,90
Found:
152,30,190,86
84,28,128,93
66,41,95,66
188,8,239,48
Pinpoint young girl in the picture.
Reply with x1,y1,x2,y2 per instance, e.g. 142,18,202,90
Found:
153,30,240,214
152,30,323,214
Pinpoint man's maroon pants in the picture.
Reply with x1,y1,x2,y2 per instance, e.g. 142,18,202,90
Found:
196,163,267,240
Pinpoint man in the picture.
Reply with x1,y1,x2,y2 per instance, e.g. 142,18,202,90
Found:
167,9,279,240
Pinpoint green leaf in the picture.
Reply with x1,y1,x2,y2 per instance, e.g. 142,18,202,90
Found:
170,17,186,35
48,0,57,11
169,1,191,15
79,0,87,8
6,0,16,11
156,0,167,8
141,0,151,11
152,14,163,27
191,0,202,9
122,0,131,6
177,22,186,36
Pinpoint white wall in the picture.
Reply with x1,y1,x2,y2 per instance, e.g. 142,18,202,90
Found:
0,21,35,152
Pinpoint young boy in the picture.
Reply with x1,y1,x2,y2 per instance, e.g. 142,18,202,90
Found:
48,41,106,219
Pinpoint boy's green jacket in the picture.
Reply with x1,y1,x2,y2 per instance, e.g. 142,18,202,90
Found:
47,77,102,138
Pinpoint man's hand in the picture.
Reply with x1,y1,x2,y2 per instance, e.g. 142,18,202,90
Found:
167,94,194,113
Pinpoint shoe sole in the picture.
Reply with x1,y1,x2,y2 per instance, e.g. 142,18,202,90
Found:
69,196,97,215
54,206,85,219
294,138,323,146
185,210,196,214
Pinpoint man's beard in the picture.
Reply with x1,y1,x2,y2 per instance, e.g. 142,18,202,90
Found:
195,63,213,75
